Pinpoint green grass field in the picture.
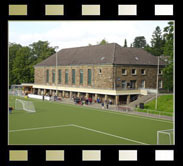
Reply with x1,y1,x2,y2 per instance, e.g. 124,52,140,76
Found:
9,95,174,145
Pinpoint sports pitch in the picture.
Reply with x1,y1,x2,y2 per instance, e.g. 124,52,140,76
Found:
9,95,174,145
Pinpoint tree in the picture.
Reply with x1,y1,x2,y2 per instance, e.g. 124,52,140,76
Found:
162,22,174,91
124,39,127,47
150,26,166,56
12,47,32,84
97,39,108,45
9,41,57,86
9,43,22,86
132,36,147,48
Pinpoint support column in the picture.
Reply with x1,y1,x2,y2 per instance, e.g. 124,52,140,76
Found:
70,91,73,98
105,94,108,101
127,95,130,104
44,89,46,95
95,94,98,100
38,89,41,95
32,88,35,94
85,93,89,98
115,95,119,105
77,92,80,98
62,91,65,98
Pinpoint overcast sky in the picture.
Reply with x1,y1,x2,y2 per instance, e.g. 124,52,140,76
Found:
9,21,170,50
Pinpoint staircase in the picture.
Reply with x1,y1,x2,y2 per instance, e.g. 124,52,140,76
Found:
128,94,156,107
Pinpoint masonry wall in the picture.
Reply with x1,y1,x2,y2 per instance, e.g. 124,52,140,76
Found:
115,65,164,89
34,65,114,90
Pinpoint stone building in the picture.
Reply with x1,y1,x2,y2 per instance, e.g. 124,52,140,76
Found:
33,43,166,105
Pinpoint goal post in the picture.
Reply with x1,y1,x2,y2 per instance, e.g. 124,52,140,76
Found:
157,129,174,145
15,99,36,113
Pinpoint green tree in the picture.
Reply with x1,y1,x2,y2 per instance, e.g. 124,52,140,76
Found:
162,22,174,91
133,36,147,48
97,39,108,45
124,39,127,47
150,26,166,56
9,43,22,86
9,41,56,86
12,47,32,84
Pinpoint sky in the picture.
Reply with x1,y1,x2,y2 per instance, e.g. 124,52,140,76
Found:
9,21,170,50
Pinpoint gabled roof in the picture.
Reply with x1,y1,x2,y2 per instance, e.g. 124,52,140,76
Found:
35,43,166,67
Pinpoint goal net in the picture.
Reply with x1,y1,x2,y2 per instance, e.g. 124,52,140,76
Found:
157,129,174,145
15,99,36,113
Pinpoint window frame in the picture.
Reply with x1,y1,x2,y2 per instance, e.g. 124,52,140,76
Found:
131,69,137,75
122,69,127,75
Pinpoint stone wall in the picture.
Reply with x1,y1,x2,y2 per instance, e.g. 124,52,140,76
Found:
34,64,164,90
34,65,114,89
115,65,164,89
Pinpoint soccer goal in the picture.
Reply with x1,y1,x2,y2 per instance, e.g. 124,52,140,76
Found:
157,129,174,145
15,99,36,113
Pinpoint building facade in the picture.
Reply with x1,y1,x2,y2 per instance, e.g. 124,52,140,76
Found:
33,43,165,105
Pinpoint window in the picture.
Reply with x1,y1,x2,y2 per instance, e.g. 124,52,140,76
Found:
158,80,163,88
99,69,102,74
140,80,145,88
52,69,55,83
159,69,163,75
121,80,126,89
58,69,61,83
80,69,83,84
72,69,75,84
65,69,68,84
46,69,49,83
122,69,127,75
88,69,92,85
141,69,146,75
131,69,136,75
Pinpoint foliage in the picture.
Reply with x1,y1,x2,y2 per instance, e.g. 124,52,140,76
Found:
162,22,174,91
124,39,127,47
9,41,56,86
132,36,147,48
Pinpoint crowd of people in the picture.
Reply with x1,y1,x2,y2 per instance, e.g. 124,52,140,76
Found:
72,96,113,110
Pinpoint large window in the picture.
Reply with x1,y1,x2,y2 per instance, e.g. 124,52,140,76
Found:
121,80,126,89
58,69,61,83
52,69,55,83
88,69,92,85
72,69,75,84
140,80,145,88
46,69,49,83
80,69,83,84
65,69,68,84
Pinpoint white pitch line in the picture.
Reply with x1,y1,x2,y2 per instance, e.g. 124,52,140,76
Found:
72,124,149,145
9,124,73,133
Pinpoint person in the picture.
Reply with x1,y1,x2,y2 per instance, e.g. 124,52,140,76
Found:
101,102,104,109
9,107,13,114
106,103,109,109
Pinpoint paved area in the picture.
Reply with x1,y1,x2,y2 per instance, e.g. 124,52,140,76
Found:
56,98,173,121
